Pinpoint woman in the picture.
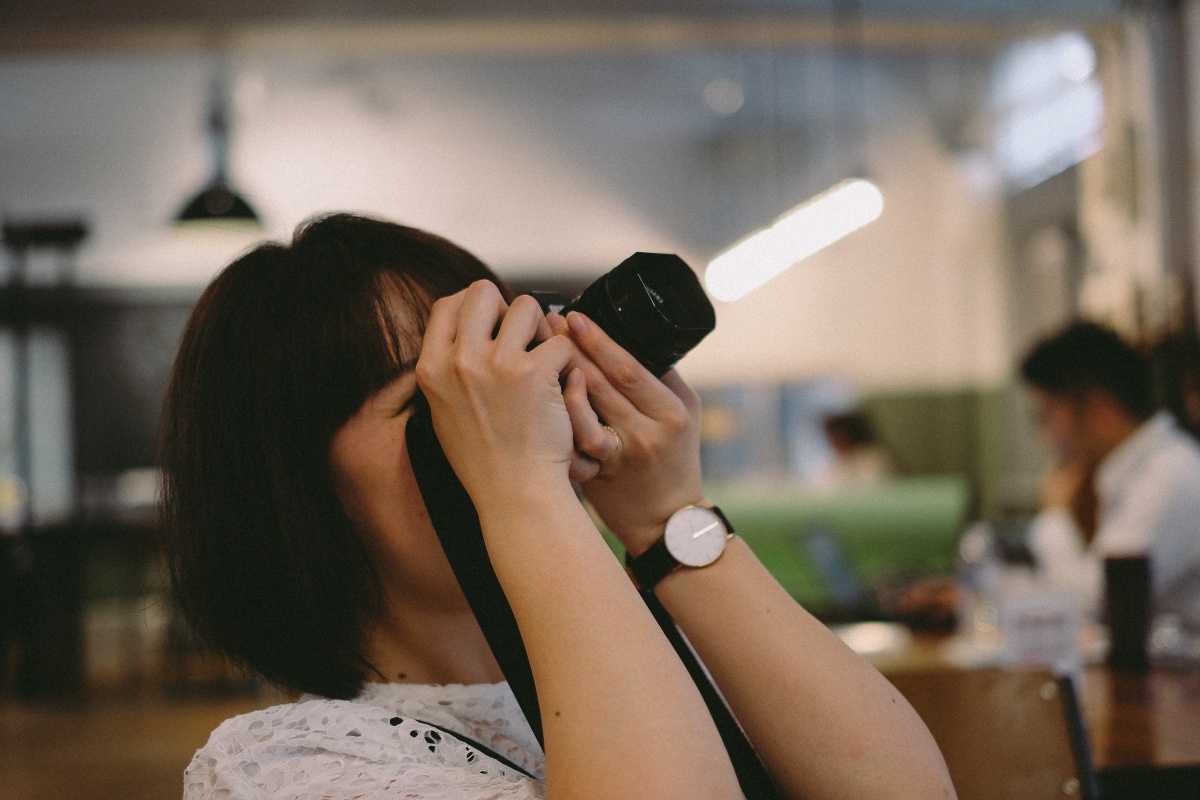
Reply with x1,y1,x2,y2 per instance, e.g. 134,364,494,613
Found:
163,214,954,799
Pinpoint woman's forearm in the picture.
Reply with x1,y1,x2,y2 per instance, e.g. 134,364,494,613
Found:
654,537,956,800
478,483,742,800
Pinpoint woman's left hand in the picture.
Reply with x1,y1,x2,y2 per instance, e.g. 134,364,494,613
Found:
548,310,707,557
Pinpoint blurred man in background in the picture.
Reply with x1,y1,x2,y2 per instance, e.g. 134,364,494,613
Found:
821,409,897,490
1021,321,1200,623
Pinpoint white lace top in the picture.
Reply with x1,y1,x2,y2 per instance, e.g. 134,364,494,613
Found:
183,682,546,799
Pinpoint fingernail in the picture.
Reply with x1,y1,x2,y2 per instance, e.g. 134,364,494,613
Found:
567,367,584,387
567,312,589,336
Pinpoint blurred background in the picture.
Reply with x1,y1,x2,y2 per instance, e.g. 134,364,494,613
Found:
2,1,1199,798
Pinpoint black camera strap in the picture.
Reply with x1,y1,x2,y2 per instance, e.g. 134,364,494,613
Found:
405,395,543,745
397,716,537,779
405,397,781,799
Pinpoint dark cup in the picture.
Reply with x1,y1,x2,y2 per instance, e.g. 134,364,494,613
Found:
1105,555,1152,670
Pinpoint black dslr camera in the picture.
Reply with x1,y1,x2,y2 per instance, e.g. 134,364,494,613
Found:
529,252,715,377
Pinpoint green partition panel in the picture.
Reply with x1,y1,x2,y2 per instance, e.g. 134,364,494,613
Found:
861,387,1012,520
707,477,972,611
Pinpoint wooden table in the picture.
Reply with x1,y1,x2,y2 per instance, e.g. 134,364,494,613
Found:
1077,665,1200,770
838,624,1200,785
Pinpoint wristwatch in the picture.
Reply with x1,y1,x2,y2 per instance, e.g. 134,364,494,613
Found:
625,504,734,591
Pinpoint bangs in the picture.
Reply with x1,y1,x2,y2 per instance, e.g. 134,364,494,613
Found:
291,213,510,433
302,261,424,431
359,271,430,392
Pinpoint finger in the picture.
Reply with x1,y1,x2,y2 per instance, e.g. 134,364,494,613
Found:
529,333,578,377
563,368,621,462
420,289,469,353
494,294,545,352
554,311,672,429
533,307,558,344
548,311,600,378
568,451,601,483
417,292,475,396
546,311,568,337
565,311,681,420
455,280,508,350
558,339,640,430
549,323,642,426
659,368,702,415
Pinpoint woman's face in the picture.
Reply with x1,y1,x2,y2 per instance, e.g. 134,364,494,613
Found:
327,301,467,613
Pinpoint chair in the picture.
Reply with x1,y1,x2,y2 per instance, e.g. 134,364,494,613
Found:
888,668,1099,800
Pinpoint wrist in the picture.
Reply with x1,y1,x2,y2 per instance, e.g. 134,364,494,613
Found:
464,460,572,509
476,482,598,570
600,490,711,557
617,521,669,559
476,475,578,521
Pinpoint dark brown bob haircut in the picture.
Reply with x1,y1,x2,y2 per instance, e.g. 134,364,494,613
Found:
160,213,509,699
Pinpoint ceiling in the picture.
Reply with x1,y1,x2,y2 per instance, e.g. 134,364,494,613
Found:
0,0,1124,56
0,0,1124,28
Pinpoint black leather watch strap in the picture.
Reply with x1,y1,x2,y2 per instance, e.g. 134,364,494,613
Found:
626,536,679,591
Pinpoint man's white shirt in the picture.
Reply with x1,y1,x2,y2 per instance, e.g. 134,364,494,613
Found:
1029,411,1200,618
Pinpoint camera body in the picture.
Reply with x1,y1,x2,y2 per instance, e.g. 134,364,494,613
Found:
531,252,715,377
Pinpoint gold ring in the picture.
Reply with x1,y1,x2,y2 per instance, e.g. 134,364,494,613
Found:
602,425,622,457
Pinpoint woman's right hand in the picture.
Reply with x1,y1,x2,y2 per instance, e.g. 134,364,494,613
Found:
415,280,582,508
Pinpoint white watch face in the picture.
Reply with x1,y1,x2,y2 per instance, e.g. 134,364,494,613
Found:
663,506,728,568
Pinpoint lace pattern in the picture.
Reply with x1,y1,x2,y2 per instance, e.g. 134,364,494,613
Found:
184,682,546,799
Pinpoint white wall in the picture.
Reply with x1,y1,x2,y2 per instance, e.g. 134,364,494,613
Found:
682,116,1011,391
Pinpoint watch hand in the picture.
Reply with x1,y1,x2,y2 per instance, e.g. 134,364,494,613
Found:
692,521,720,539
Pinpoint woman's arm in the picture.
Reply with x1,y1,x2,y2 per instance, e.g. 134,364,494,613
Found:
416,282,742,800
555,310,955,800
653,539,955,800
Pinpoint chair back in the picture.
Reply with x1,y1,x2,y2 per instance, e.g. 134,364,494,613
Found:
889,668,1098,800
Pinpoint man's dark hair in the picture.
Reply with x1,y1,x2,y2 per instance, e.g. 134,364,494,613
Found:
823,411,878,448
159,213,509,699
1020,320,1154,420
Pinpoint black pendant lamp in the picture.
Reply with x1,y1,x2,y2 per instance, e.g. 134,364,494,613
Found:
176,71,261,225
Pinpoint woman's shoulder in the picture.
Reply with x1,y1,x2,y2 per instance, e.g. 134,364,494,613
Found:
197,695,371,753
184,695,545,800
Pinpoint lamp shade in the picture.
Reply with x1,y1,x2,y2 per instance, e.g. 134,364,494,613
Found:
175,65,261,227
176,180,259,223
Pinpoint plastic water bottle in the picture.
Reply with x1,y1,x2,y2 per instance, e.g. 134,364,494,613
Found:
956,522,1002,648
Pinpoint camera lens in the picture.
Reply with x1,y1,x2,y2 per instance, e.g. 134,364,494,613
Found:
566,252,715,377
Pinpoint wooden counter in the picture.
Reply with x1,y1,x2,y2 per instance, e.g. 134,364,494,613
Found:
1077,665,1200,770
837,623,1200,797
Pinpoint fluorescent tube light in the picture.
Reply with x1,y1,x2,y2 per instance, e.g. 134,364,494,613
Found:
705,179,883,302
